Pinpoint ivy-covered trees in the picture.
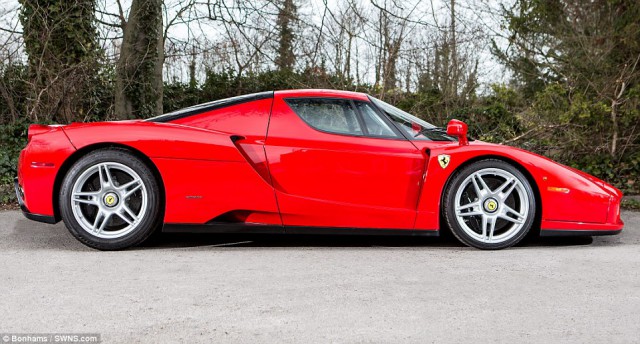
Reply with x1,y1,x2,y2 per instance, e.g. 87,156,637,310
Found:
115,0,164,119
275,0,297,72
19,0,99,123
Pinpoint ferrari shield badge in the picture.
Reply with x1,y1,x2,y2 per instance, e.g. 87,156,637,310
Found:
438,154,451,169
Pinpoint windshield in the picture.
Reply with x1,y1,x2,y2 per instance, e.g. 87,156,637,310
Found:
369,96,455,141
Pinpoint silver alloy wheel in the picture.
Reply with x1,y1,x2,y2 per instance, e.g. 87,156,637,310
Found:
453,168,530,244
71,162,148,239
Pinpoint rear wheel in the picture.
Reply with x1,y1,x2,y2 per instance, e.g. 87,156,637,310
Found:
443,159,536,249
60,149,161,250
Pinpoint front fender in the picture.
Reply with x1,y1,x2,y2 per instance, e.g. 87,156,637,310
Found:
414,141,620,231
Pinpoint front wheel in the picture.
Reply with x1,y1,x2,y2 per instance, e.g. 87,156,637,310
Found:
59,148,162,250
443,159,536,249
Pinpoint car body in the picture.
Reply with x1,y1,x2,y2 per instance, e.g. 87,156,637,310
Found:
15,89,624,249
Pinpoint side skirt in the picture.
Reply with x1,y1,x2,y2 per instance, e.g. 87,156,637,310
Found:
162,223,439,237
540,229,622,237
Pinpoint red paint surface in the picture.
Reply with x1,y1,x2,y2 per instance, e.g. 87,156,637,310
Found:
16,89,623,234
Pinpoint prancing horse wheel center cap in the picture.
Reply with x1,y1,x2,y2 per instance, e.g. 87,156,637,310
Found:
483,198,498,213
103,192,119,207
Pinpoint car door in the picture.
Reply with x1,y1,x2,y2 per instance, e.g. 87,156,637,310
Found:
264,93,426,229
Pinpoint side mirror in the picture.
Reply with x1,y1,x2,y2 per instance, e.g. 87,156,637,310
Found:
446,119,469,146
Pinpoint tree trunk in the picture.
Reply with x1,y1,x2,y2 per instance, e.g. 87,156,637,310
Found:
275,0,296,71
610,99,619,156
115,0,163,119
0,80,17,122
19,0,98,123
450,0,458,97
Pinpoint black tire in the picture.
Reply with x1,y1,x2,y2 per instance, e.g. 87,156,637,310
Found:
59,148,162,250
443,159,536,250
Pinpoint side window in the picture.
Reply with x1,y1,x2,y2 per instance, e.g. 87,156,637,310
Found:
354,102,398,137
386,113,417,137
286,98,363,135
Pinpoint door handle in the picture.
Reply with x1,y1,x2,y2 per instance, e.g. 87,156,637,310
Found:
230,135,245,143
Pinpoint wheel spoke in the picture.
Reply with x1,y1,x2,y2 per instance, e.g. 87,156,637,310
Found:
115,209,133,225
92,211,103,231
92,210,111,234
482,216,497,241
495,177,513,194
99,164,114,187
97,166,104,186
74,191,100,197
498,214,523,224
471,173,490,196
470,175,481,195
120,205,139,224
121,179,142,198
72,191,100,206
459,211,483,217
500,204,525,224
105,165,114,185
456,201,479,212
73,197,98,206
455,202,482,216
498,180,518,201
98,213,111,233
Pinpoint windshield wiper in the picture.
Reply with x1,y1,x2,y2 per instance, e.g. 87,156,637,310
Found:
414,126,447,137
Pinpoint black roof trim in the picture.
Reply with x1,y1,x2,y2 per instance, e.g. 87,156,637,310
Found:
147,91,274,123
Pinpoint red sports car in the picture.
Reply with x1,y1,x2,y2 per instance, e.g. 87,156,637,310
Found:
15,89,623,250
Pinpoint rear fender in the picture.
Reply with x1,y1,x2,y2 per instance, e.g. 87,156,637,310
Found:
63,121,245,162
62,121,279,225
17,127,76,217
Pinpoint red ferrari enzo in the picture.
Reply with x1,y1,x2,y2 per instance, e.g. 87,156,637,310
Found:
15,89,624,250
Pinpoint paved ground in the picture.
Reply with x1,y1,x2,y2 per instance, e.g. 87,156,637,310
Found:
0,210,638,343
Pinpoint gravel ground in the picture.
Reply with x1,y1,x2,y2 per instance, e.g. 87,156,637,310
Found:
0,210,638,343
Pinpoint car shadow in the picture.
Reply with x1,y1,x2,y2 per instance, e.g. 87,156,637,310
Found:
137,230,595,250
10,218,596,251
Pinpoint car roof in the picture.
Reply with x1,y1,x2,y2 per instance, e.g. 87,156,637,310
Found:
147,91,274,123
275,89,369,101
147,89,370,123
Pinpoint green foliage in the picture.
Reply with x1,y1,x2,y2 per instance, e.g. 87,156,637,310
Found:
0,64,29,123
569,154,640,195
18,0,100,123
493,0,640,165
19,0,98,68
87,66,117,122
163,82,205,114
497,0,640,88
0,120,29,185
0,184,16,205
163,68,374,114
622,199,640,211
449,85,524,142
1,67,639,206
